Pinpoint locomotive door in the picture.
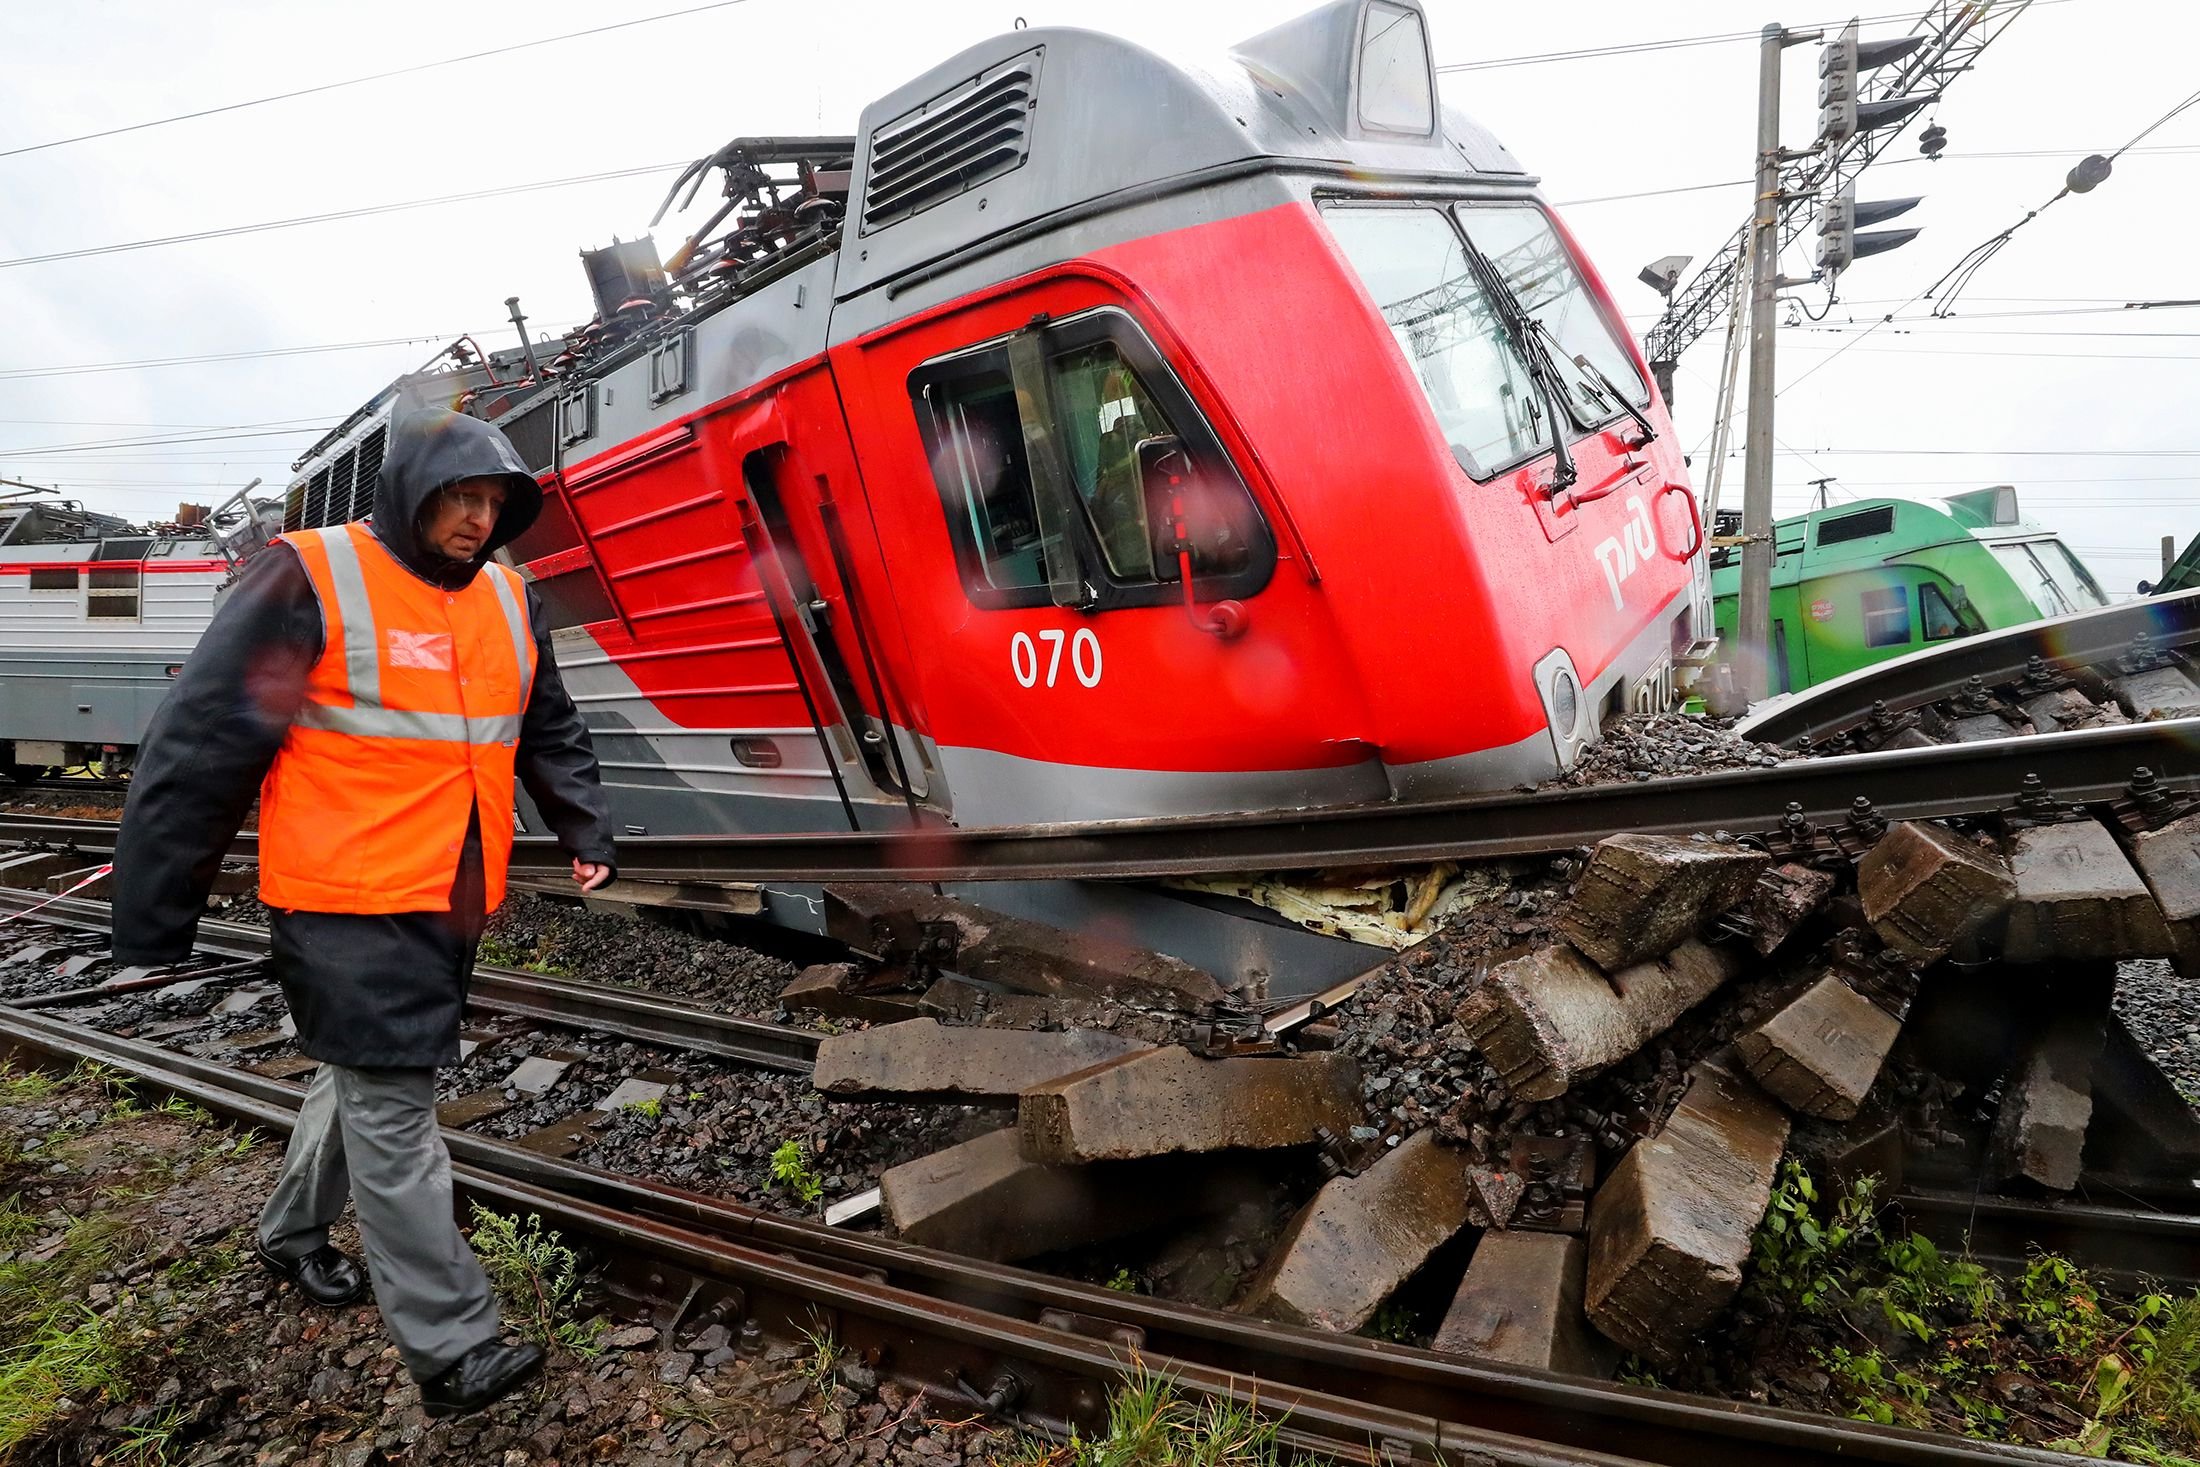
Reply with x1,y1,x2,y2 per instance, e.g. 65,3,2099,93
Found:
735,444,931,821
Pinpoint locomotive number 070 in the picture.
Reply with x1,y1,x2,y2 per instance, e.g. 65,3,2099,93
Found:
1011,629,1102,689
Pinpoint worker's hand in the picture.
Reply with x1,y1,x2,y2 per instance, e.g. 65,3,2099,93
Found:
572,860,612,892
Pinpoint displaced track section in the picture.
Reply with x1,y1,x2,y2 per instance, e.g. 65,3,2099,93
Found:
0,899,2092,1467
1740,587,2200,751
3,716,2198,882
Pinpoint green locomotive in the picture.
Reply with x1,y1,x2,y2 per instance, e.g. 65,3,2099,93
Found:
1708,487,2110,694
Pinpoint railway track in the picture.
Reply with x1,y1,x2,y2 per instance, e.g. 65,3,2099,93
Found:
0,714,2195,887
0,889,819,1074
1740,587,2200,751
0,902,2109,1467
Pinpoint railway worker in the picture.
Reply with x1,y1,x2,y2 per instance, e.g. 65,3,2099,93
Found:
112,408,618,1419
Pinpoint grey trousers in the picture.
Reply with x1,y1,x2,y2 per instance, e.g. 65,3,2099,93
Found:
258,1063,501,1381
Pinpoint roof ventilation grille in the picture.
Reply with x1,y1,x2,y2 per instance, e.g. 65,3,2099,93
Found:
861,51,1040,234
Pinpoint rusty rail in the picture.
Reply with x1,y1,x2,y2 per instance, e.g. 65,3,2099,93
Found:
1737,586,2200,750
0,890,820,1075
3,716,2198,885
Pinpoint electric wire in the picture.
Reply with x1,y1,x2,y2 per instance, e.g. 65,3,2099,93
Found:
0,163,678,272
1925,84,2200,315
0,0,761,161
1436,1,2082,73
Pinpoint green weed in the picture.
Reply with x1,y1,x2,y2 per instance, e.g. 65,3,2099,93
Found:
796,1318,843,1395
769,1140,823,1205
999,1361,1300,1466
1746,1161,1882,1317
164,1245,239,1296
476,932,568,976
624,1095,663,1121
148,1097,211,1126
1367,1301,1417,1345
0,1197,39,1252
109,1402,192,1465
0,1213,136,1457
1103,1268,1140,1295
1743,1165,2200,1459
466,1204,604,1356
0,1067,57,1104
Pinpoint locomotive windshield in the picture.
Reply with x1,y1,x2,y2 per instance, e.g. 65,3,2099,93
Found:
1323,206,1553,479
1453,204,1650,417
1324,202,1651,480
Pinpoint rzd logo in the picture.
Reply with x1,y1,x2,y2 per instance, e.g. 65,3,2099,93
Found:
1591,496,1658,611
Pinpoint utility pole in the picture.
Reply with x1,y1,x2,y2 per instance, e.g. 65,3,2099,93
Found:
1738,24,1815,705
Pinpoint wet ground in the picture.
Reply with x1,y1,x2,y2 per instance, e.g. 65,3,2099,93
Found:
0,1067,1016,1465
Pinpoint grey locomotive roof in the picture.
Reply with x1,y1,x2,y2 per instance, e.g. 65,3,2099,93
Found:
835,0,1527,301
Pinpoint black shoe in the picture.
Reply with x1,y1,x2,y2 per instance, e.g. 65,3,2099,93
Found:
254,1241,368,1307
418,1340,545,1420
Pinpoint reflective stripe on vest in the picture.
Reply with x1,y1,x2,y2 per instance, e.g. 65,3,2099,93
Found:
304,525,532,745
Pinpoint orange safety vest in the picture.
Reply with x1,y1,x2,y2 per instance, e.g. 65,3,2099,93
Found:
258,523,538,915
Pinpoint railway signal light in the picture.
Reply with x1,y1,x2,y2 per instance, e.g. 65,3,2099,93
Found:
1817,20,1933,147
1816,184,1922,275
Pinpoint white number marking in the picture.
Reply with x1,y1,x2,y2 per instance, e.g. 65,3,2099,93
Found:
1012,628,1102,689
1072,627,1102,687
1039,628,1066,687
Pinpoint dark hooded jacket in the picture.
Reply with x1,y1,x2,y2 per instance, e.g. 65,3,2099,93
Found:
113,409,617,1067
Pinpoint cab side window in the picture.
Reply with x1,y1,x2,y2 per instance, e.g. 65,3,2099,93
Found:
1861,584,1912,648
1920,582,1966,641
917,354,1050,594
910,311,1273,610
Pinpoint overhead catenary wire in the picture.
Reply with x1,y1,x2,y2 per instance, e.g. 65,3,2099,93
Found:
1925,82,2200,315
0,163,679,272
0,0,761,161
1436,1,2082,73
1555,145,2200,209
0,321,584,382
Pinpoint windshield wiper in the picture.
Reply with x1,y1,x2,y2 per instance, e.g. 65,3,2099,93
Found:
1455,235,1576,494
1553,333,1659,448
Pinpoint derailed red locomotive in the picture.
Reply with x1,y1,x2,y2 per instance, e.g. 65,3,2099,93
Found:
280,0,1710,980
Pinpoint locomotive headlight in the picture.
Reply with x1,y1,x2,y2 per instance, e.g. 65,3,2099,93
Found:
1549,668,1579,739
1531,648,1591,772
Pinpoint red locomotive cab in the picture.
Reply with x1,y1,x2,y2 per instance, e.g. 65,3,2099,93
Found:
819,0,1707,821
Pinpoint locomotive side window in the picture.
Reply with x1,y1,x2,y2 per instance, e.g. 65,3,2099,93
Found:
1454,204,1650,417
1860,584,1911,648
1920,583,1967,641
534,568,618,631
918,355,1050,594
1051,343,1166,580
910,310,1273,611
1322,206,1553,480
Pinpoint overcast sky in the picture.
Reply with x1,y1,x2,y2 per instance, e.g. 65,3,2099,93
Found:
2,0,2192,593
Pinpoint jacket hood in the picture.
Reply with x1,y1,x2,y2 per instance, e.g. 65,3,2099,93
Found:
371,409,543,586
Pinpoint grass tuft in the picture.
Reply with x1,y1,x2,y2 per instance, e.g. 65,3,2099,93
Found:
769,1139,824,1205
466,1203,604,1355
1001,1361,1303,1466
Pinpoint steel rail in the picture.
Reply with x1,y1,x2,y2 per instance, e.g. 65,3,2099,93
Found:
0,891,820,1075
1738,587,2200,749
9,717,2197,884
1900,1188,2200,1292
0,1001,2072,1467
